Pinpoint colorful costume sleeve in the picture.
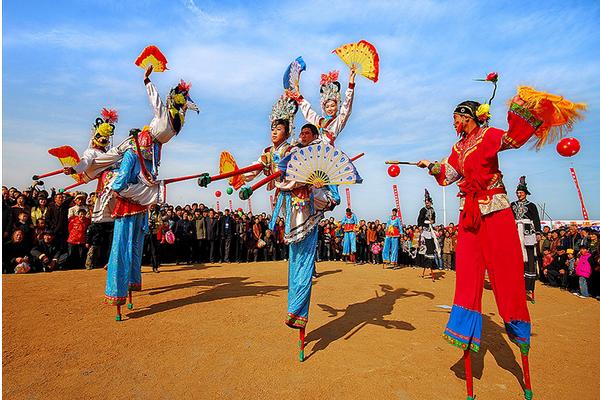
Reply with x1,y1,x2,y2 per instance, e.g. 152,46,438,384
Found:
73,148,102,174
330,85,355,140
499,103,543,151
111,151,137,193
429,152,461,187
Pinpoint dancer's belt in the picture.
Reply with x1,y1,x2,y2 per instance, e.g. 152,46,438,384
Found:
460,187,506,231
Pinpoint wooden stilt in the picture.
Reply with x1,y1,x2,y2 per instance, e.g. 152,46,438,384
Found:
521,353,533,399
127,290,133,310
299,328,306,362
463,350,474,400
115,305,122,321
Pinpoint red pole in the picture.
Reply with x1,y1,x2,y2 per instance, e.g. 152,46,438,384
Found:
216,200,220,212
345,187,351,208
32,169,64,180
569,167,589,220
392,184,403,223
248,197,253,214
62,181,87,192
164,163,263,185
463,350,474,399
229,199,233,211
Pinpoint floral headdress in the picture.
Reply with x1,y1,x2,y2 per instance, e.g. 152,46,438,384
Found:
168,79,199,113
319,70,341,112
473,72,499,126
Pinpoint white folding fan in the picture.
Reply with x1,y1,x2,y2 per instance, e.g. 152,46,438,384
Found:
285,143,361,185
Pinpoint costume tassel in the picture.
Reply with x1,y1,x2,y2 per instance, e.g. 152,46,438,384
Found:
516,86,586,149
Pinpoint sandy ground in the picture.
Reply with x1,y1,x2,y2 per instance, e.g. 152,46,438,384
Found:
3,261,599,400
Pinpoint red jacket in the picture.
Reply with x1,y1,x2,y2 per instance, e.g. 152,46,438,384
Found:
67,216,91,245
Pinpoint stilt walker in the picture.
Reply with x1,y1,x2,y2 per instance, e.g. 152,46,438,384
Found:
417,71,586,399
511,176,541,304
341,208,358,263
382,208,402,268
417,189,440,280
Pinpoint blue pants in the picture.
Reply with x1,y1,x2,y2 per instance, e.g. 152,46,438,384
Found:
342,231,357,255
286,227,318,328
104,213,146,305
383,237,399,264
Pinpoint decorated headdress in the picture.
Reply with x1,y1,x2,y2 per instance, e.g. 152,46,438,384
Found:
454,72,499,127
270,94,299,137
92,108,118,149
516,176,531,195
168,80,199,113
424,189,433,204
320,70,342,112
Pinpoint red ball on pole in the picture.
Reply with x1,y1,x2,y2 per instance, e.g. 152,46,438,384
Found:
215,190,222,198
556,137,580,157
387,165,400,177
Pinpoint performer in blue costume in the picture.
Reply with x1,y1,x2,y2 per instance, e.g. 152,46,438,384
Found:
271,124,345,360
104,128,155,321
341,208,358,263
382,208,403,268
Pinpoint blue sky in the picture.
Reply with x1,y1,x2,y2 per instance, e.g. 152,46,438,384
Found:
3,0,599,223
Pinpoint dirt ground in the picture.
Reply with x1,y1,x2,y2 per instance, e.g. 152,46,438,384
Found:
3,261,599,399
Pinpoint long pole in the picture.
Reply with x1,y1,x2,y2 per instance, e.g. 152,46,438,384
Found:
164,163,263,185
442,186,447,226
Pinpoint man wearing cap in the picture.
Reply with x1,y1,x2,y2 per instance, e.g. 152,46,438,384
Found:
30,230,68,272
545,246,569,288
68,192,89,218
511,176,541,303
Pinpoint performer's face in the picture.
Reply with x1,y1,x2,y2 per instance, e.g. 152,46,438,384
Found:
324,100,338,117
453,114,470,134
517,190,527,201
271,123,287,146
299,127,316,146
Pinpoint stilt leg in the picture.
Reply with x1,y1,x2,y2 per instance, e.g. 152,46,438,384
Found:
127,290,133,310
521,353,533,399
299,328,305,362
463,350,474,400
530,291,535,304
115,305,122,321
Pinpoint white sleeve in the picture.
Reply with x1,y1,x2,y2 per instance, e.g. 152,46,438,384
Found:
73,149,95,174
146,81,165,118
333,86,355,136
299,98,322,126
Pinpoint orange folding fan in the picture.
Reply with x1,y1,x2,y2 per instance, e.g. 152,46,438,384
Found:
332,40,379,83
135,45,169,72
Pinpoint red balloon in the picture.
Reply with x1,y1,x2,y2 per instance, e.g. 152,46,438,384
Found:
387,165,400,177
215,190,222,198
556,137,580,157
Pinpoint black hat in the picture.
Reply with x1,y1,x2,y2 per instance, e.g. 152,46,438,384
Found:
516,176,531,195
453,101,481,120
424,189,433,204
345,208,351,213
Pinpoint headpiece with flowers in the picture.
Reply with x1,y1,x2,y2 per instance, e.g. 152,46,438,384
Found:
168,79,199,113
473,72,499,126
129,126,154,161
92,108,118,149
319,70,342,112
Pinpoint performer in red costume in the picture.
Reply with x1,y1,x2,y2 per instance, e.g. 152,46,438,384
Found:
417,73,585,400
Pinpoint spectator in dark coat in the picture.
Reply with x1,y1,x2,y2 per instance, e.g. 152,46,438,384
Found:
30,231,68,272
205,209,220,263
3,230,30,274
45,193,70,251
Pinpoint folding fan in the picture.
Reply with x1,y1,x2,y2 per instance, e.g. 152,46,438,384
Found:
283,56,306,90
284,143,361,186
332,40,379,83
48,146,82,182
135,45,169,72
219,151,245,190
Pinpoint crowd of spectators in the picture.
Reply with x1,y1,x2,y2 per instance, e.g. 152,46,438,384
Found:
3,183,599,300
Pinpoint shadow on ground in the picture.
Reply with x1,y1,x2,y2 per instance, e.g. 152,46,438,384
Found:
127,276,286,319
305,285,435,360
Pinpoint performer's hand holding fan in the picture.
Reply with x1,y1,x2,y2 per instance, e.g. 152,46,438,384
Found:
48,146,82,182
333,40,379,83
135,45,168,72
284,143,362,186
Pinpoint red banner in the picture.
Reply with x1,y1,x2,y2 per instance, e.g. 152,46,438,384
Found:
216,201,220,212
570,167,589,220
269,195,275,212
392,184,403,223
229,199,233,211
248,197,253,214
345,187,351,208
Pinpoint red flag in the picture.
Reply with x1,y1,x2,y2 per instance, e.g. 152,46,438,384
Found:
570,167,589,220
229,199,233,211
345,187,351,208
392,184,403,223
216,201,220,212
248,197,253,214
